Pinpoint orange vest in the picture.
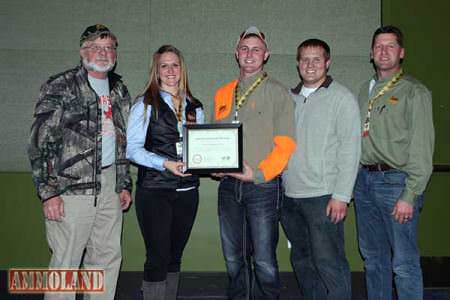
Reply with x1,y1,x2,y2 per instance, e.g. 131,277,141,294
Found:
214,80,238,121
214,80,296,181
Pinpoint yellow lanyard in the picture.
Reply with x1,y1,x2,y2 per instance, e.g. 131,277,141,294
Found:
162,90,183,122
362,70,403,137
234,72,267,120
174,96,183,122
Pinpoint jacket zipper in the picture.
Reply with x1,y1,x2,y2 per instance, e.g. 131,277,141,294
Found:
93,93,99,207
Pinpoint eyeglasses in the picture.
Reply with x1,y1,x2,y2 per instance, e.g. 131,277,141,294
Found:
83,44,117,53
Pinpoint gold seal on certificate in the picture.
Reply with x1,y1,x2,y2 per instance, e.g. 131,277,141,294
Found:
183,123,243,174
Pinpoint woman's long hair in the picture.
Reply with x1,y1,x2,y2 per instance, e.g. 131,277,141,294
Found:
138,45,194,120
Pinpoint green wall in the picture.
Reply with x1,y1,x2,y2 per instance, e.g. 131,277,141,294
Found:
2,171,449,272
2,0,450,273
382,0,450,251
383,0,450,163
0,173,362,271
380,0,450,257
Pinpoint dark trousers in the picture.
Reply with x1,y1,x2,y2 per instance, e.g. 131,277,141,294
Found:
218,177,281,300
280,195,351,300
135,186,199,281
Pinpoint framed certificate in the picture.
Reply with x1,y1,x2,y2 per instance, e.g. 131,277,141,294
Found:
183,123,243,174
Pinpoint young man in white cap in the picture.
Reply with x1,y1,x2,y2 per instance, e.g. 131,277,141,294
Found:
213,26,296,299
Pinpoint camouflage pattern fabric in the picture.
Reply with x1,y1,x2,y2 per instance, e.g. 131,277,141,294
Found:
28,65,132,201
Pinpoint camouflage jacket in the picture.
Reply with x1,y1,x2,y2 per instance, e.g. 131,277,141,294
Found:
28,65,132,201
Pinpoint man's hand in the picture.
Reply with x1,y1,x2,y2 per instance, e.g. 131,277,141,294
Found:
163,160,191,177
43,196,65,221
120,190,132,210
392,200,414,224
326,198,348,224
224,161,254,182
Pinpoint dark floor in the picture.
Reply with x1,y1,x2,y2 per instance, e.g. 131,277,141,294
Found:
2,271,450,300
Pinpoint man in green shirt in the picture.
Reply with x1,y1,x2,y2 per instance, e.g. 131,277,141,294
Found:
354,25,434,300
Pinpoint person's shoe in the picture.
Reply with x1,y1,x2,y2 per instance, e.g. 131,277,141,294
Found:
165,272,180,300
142,280,166,300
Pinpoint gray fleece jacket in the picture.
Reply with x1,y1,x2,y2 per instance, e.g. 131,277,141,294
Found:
282,76,361,202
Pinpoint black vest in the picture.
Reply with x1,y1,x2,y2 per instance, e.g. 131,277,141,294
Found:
137,95,202,189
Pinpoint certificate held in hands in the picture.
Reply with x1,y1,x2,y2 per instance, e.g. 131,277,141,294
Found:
183,123,243,174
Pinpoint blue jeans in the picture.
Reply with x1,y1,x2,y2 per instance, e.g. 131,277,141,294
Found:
354,168,424,300
218,177,281,300
280,195,351,300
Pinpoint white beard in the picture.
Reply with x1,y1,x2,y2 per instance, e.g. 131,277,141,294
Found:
82,58,115,73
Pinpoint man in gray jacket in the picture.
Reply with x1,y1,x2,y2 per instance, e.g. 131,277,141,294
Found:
281,39,361,300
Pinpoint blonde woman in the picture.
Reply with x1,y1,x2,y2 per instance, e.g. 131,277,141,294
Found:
126,45,204,299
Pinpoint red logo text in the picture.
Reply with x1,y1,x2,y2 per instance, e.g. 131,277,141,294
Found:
8,269,104,293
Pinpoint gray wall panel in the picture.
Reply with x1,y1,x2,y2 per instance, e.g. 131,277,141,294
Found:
148,0,378,55
0,0,379,172
0,50,77,171
0,0,151,51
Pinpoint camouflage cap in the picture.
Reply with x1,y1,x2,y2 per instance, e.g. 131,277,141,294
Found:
80,24,117,46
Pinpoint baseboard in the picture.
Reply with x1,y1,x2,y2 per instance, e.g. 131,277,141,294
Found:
421,256,450,287
1,257,449,300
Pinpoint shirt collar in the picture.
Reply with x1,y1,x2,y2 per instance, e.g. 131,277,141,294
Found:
291,75,333,95
373,69,403,85
159,90,187,109
238,70,266,89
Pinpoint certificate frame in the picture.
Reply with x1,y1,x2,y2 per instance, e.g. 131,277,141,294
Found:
183,123,243,174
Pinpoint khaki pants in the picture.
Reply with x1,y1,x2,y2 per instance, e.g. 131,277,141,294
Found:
44,166,123,300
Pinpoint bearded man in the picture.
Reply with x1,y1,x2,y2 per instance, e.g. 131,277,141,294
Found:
28,24,132,300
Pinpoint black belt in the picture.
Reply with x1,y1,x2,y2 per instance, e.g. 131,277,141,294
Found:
361,164,393,172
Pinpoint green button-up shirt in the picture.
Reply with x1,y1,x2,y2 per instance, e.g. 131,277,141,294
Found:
358,70,434,204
